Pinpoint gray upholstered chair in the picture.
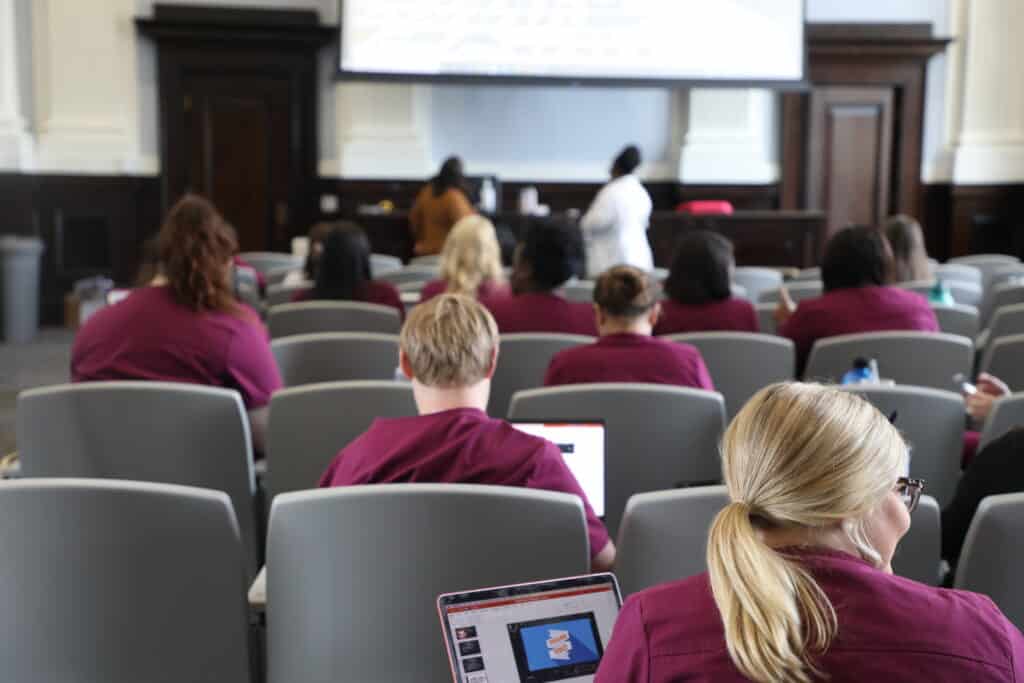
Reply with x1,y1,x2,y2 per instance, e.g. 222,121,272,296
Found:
509,383,726,537
271,332,399,387
266,484,589,683
16,382,259,575
954,492,1024,629
267,301,401,338
0,479,251,683
488,333,594,417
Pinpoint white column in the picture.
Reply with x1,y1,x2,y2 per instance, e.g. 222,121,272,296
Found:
677,89,779,184
0,0,31,170
325,82,433,178
952,0,1024,184
31,0,146,174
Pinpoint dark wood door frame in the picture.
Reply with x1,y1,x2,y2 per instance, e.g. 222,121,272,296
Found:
136,5,335,248
781,24,950,223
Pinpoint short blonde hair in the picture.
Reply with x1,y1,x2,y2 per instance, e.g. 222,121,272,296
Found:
439,215,506,297
400,293,499,387
707,383,907,683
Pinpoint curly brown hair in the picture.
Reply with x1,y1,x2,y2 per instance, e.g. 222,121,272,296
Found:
158,194,239,313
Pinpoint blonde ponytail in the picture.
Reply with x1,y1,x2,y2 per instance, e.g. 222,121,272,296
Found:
707,502,835,683
706,383,908,683
439,216,506,297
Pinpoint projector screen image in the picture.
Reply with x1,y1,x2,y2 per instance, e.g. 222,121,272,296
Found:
339,0,805,84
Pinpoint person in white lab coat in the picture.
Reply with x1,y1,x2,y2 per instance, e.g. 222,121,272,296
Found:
580,145,654,277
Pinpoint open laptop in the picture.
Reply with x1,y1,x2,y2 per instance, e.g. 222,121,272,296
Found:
438,573,622,683
510,421,605,517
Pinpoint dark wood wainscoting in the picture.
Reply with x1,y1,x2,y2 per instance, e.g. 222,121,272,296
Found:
0,174,161,325
315,177,780,217
949,185,1024,258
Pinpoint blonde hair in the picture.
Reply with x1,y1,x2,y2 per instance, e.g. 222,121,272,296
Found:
439,215,506,297
400,293,499,387
707,383,907,683
884,214,931,283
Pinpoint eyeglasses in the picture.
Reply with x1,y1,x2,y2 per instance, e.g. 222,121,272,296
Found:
895,477,925,513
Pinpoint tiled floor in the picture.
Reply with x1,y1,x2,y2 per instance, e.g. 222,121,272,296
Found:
0,328,74,454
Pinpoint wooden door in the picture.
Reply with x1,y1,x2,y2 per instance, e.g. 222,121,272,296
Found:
806,86,895,242
180,75,293,252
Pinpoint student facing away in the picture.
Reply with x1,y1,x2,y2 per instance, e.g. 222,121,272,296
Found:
318,293,614,571
544,265,714,390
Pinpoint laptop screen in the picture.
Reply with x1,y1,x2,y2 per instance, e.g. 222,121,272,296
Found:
438,574,622,683
510,421,605,517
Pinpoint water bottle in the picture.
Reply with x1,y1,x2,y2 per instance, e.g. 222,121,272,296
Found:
479,177,497,213
928,278,954,305
841,357,878,385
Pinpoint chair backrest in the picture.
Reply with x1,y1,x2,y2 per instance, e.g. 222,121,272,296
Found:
267,301,401,338
663,332,795,418
266,281,312,307
16,382,259,574
755,302,778,335
729,283,749,300
792,267,821,282
933,263,982,286
266,484,589,683
986,264,1024,291
408,254,441,267
979,333,1024,393
803,332,973,391
840,385,964,507
758,281,823,304
954,492,1024,629
614,486,728,597
982,283,1024,327
265,265,297,287
891,495,941,585
978,393,1024,451
271,332,399,386
266,381,417,499
732,267,782,303
979,302,1024,359
238,251,302,276
560,280,596,304
509,384,726,536
948,254,1020,268
0,479,250,683
488,333,594,416
375,265,439,287
930,303,980,340
370,253,403,276
896,279,983,308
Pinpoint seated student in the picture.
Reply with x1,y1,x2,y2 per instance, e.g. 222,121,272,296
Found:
419,215,510,303
290,222,404,320
482,218,597,336
777,225,939,371
943,427,1024,577
71,194,282,453
596,382,1024,683
319,294,614,571
283,221,333,286
543,266,713,389
654,230,759,335
885,214,932,283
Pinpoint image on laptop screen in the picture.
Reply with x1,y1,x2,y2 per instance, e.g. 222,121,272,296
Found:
439,574,621,683
510,421,605,517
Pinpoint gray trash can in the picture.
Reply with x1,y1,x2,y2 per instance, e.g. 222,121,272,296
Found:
0,236,45,343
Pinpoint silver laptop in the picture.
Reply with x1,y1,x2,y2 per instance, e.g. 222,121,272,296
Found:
510,421,605,517
438,573,622,683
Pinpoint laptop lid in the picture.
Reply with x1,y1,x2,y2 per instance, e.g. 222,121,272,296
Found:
510,421,605,517
438,573,622,683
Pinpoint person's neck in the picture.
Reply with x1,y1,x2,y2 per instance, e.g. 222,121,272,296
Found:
599,321,652,337
412,380,490,415
149,274,168,286
760,523,862,559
